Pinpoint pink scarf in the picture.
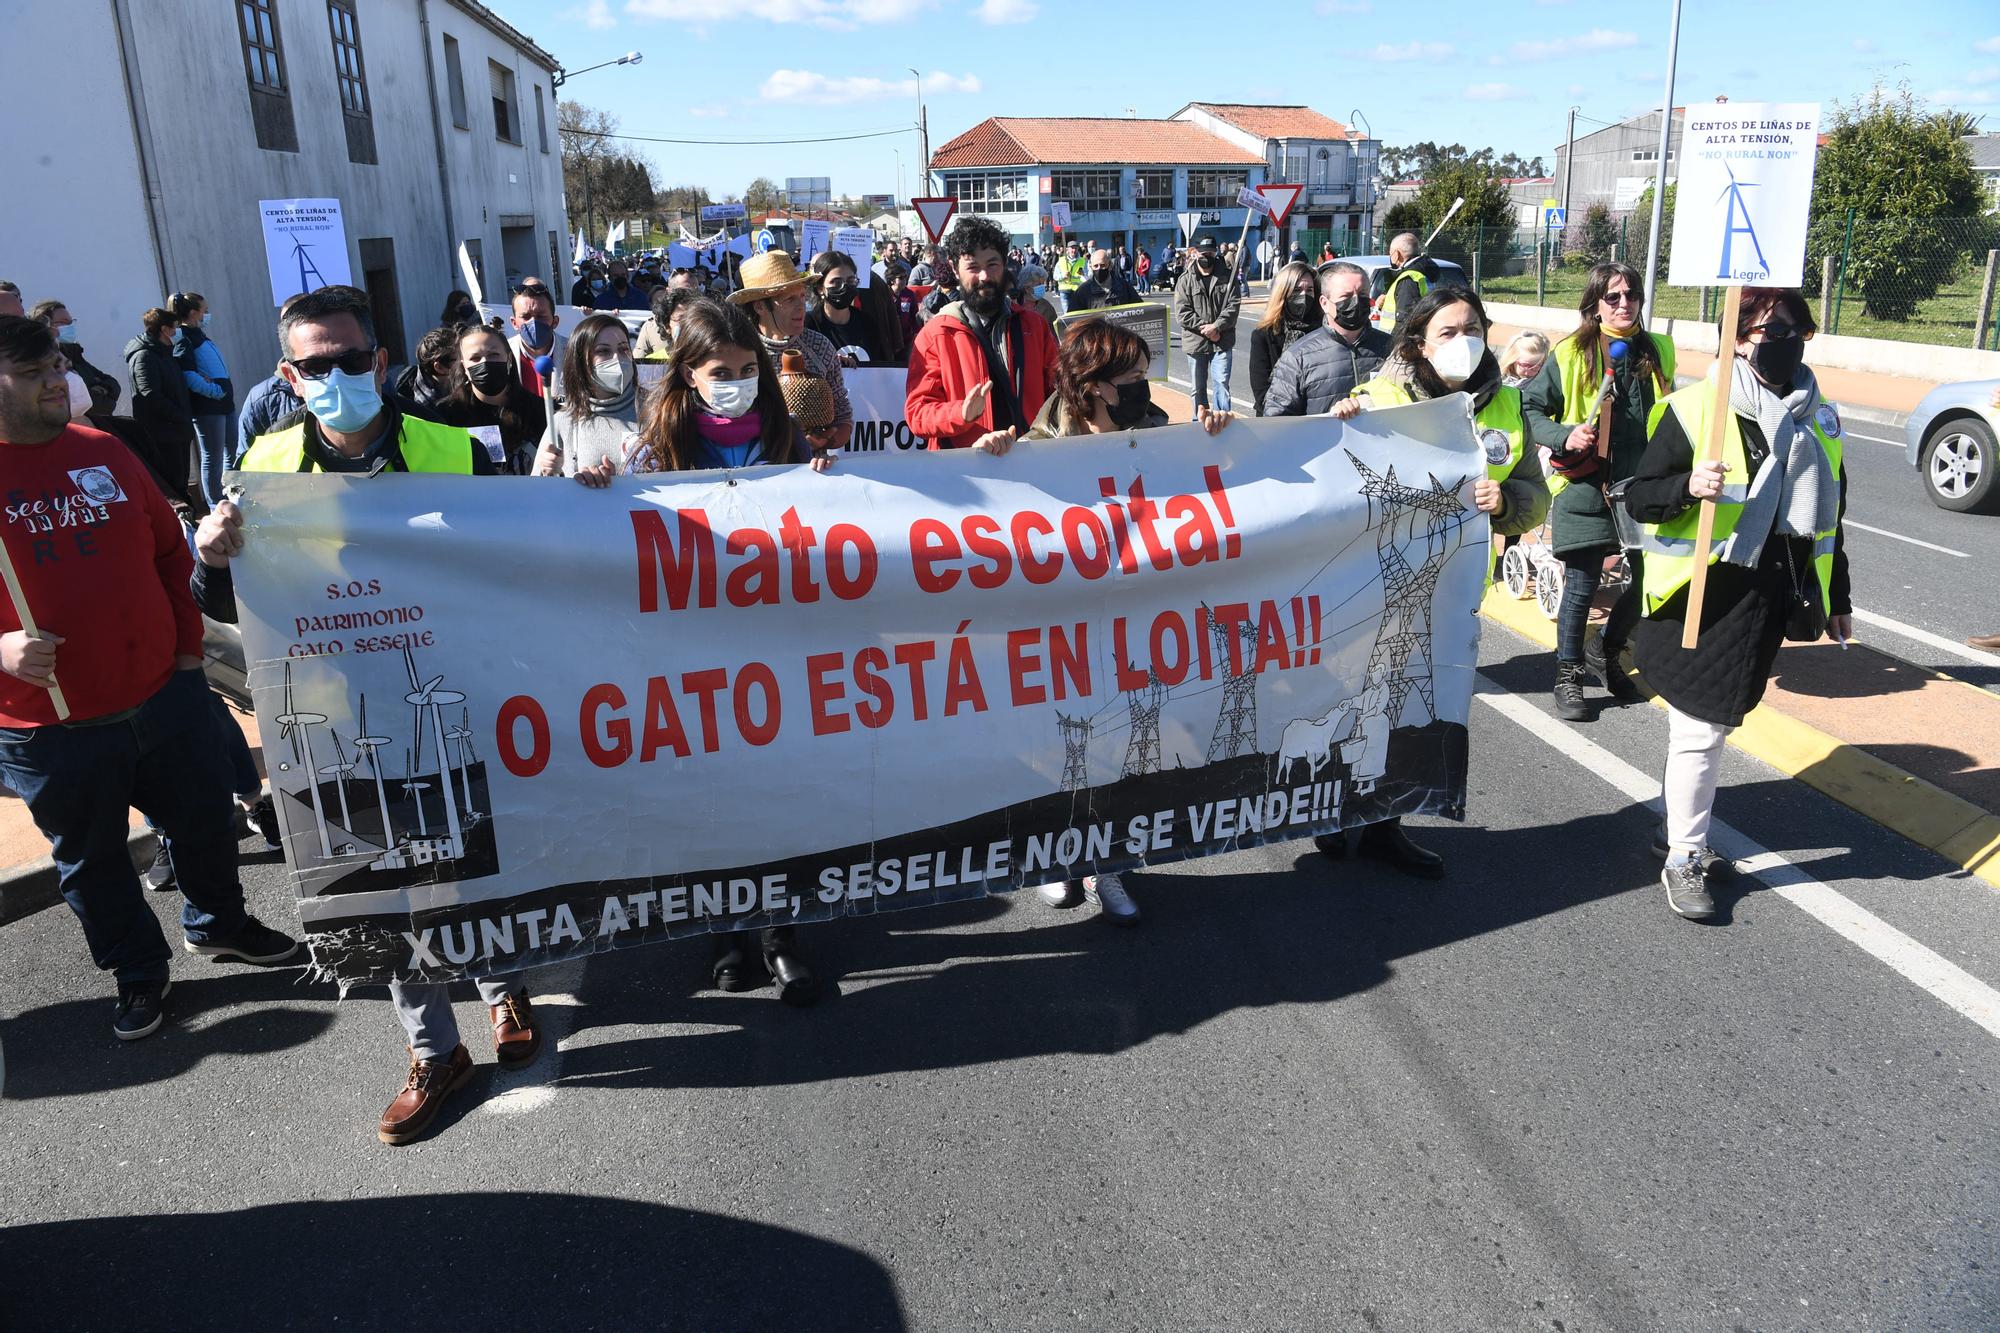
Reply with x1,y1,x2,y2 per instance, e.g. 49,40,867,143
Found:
693,408,762,446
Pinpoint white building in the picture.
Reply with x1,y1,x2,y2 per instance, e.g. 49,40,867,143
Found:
1169,104,1381,251
3,0,570,399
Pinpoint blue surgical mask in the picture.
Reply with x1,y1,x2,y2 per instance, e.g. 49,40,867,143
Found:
521,317,551,348
57,323,80,344
300,367,383,433
1031,285,1046,301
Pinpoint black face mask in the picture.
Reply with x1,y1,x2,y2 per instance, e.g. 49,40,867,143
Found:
454,303,476,322
466,360,513,394
1198,254,1216,270
1285,293,1317,322
1092,268,1111,283
1104,379,1152,428
1749,331,1805,387
1332,293,1368,331
824,283,857,310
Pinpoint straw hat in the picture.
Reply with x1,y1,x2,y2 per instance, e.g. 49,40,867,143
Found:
729,251,809,304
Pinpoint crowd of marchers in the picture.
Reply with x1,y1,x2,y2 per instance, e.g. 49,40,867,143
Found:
0,211,1848,1139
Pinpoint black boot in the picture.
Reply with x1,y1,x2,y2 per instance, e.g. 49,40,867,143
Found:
711,932,763,992
1354,818,1445,880
1600,639,1641,701
761,926,821,1008
1552,661,1590,721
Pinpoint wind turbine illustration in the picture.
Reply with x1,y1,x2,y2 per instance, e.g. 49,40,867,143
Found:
1715,163,1769,281
315,732,358,836
274,662,332,858
290,234,327,292
352,696,396,846
400,748,432,837
403,646,466,856
445,707,477,816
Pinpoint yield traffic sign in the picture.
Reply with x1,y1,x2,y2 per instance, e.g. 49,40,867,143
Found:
1256,182,1305,227
910,197,958,244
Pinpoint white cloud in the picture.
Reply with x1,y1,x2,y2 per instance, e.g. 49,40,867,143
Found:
687,104,730,118
1851,37,1876,53
571,0,616,28
1465,83,1525,102
1966,66,2000,86
625,0,925,28
975,0,1037,21
1975,36,2000,53
1507,28,1638,61
760,68,981,104
1369,40,1453,61
1314,0,1371,12
1929,88,1998,106
1565,83,1588,96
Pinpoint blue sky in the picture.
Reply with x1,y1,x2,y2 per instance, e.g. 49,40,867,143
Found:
496,0,2000,199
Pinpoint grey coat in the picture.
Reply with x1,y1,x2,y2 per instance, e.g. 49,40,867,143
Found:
1171,262,1242,353
1260,325,1392,416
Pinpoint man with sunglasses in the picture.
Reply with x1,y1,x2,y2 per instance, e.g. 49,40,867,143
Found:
0,315,299,1042
194,286,540,1144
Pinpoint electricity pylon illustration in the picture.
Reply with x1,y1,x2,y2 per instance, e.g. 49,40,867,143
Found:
1121,670,1169,778
1205,616,1260,761
291,236,328,292
1057,714,1092,792
1349,454,1471,727
1715,163,1768,280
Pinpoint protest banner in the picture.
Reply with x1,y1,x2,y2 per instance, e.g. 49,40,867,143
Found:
1663,101,1822,647
231,403,1484,987
834,226,877,287
260,198,351,305
843,368,927,452
1056,302,1172,383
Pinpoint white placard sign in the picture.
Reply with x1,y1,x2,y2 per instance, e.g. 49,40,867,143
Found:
800,219,831,266
259,198,352,305
834,226,877,288
1667,102,1822,288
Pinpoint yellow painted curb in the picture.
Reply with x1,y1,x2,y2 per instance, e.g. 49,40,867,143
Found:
1478,586,2000,889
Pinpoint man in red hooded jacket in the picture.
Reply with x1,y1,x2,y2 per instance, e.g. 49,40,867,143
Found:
904,216,1059,452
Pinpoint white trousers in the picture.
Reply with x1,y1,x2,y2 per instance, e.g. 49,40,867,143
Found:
1664,706,1731,855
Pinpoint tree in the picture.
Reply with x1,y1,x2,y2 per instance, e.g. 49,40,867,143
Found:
1628,183,1676,279
1381,199,1425,238
1806,85,1989,321
1575,201,1619,265
559,99,620,239
654,183,713,221
1410,163,1515,276
743,177,785,215
1381,142,1546,183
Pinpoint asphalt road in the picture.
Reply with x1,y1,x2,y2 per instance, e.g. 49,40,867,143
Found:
1166,302,1999,689
4,620,1997,1332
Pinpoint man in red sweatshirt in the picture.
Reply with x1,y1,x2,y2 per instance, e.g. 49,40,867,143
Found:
0,316,296,1041
904,215,1058,452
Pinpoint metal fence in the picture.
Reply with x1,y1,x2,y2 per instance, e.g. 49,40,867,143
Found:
1385,215,2000,351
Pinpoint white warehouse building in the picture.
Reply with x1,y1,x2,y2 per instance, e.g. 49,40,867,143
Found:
3,0,572,398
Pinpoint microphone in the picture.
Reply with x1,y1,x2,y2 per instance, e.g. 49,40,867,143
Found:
1606,338,1628,363
532,355,555,377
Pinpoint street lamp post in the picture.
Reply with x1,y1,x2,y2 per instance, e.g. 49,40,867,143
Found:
550,51,642,254
1347,108,1374,247
1640,0,1682,325
551,50,642,91
907,68,930,194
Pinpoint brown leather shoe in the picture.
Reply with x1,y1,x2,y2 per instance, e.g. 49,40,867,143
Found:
378,1045,474,1146
490,991,543,1069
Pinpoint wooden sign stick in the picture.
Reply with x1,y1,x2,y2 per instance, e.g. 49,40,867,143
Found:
1680,283,1743,651
0,536,69,720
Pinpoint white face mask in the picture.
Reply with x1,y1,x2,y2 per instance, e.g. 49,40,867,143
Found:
592,359,631,396
701,374,759,418
65,371,92,420
1430,334,1485,386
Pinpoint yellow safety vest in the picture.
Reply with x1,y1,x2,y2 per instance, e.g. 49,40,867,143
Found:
1349,377,1527,484
239,412,478,475
1544,330,1676,497
1635,379,1844,617
1378,267,1428,322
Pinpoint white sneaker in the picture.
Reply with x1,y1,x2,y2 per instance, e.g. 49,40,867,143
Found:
1038,880,1085,909
1083,873,1140,926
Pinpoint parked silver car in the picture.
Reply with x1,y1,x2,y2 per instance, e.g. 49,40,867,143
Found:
1903,377,1998,514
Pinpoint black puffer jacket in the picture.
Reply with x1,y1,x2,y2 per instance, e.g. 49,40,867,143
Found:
1625,404,1849,728
124,334,195,447
1260,324,1392,416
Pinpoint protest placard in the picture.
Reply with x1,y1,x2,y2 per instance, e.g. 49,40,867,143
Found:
843,368,927,451
1056,303,1172,383
834,226,877,287
260,198,352,305
233,406,1482,986
800,219,831,266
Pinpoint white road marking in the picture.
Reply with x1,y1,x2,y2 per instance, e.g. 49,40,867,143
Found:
480,957,586,1115
1840,428,1905,448
1852,608,2000,666
1475,679,2000,1041
1843,520,1971,557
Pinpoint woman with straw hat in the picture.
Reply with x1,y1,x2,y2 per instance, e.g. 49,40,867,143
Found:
731,251,851,453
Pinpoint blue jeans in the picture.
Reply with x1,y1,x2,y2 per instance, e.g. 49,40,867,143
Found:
1556,549,1644,664
390,977,523,1063
0,669,251,984
192,413,231,508
1191,348,1233,417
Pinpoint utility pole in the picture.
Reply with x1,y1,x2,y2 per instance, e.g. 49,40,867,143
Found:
1640,0,1683,325
1558,105,1578,256
908,69,931,194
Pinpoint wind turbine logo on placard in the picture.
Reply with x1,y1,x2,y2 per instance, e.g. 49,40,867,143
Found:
352,697,396,846
1715,164,1769,282
402,645,466,859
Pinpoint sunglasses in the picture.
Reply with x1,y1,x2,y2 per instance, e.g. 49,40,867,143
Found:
1600,290,1639,306
286,347,376,379
1746,321,1812,342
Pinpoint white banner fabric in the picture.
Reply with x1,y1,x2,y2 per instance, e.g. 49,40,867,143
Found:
233,403,1485,985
